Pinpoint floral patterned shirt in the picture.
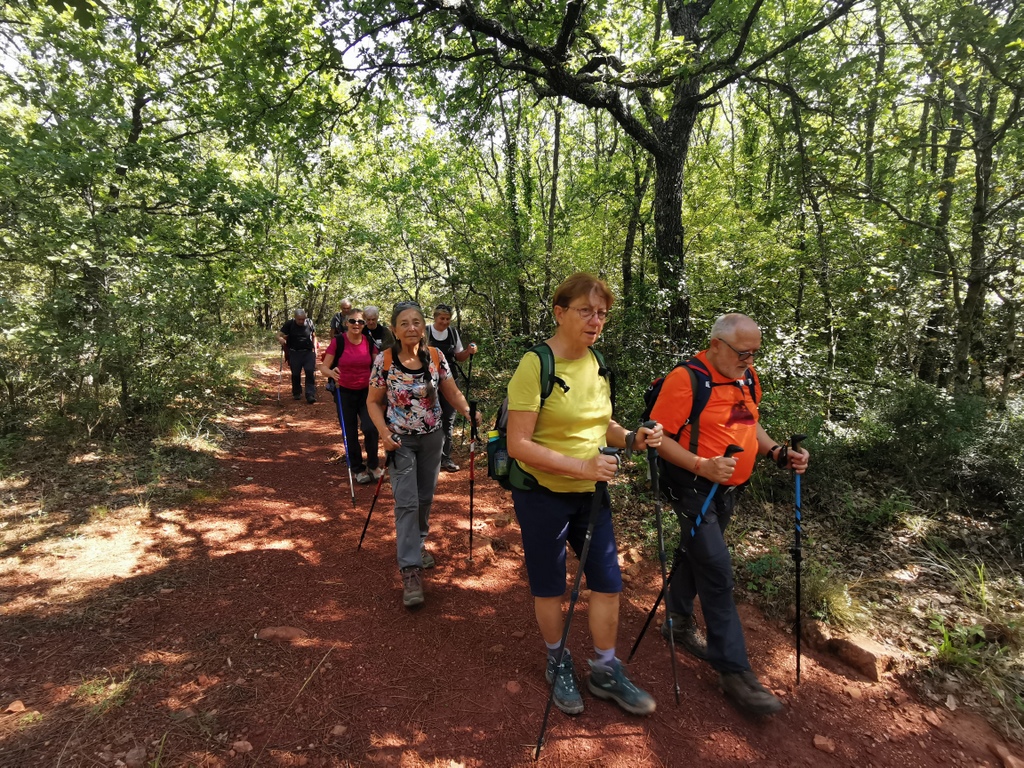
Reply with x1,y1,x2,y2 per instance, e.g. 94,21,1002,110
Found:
369,347,451,435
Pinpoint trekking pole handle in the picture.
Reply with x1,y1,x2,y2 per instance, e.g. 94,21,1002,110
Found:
790,434,807,454
724,444,743,459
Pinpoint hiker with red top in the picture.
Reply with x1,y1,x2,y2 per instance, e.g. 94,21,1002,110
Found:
319,307,381,485
367,301,482,609
649,312,809,716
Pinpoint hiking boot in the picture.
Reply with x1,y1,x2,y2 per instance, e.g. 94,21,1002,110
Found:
306,394,316,403
586,659,656,716
293,393,302,400
421,549,435,569
370,467,384,480
355,470,372,485
440,459,460,472
401,566,424,608
661,612,709,660
545,651,584,715
719,670,783,716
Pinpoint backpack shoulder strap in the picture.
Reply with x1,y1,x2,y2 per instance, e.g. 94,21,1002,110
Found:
589,347,615,413
745,367,760,404
682,357,714,455
530,343,558,406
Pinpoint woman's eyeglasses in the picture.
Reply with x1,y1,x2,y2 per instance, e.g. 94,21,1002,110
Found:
565,305,610,322
348,318,366,326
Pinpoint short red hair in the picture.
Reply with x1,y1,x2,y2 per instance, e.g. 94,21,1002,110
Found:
552,272,615,310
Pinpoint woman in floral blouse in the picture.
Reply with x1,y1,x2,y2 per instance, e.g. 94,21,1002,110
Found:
367,301,481,609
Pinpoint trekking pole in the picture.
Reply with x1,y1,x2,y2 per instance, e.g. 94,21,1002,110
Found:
358,447,397,551
278,346,285,402
643,420,680,705
332,384,356,508
628,444,744,662
535,447,620,761
468,400,479,562
788,433,807,684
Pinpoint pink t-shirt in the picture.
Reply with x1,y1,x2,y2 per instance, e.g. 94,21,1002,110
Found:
325,335,374,390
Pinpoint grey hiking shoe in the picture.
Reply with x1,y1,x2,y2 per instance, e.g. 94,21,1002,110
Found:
401,566,424,608
661,612,709,660
545,651,584,715
719,670,783,716
421,549,435,569
586,659,656,716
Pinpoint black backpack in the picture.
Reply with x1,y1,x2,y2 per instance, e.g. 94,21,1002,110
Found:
487,343,613,491
641,356,758,455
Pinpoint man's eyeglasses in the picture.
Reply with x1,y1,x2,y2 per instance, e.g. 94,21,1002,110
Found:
716,337,758,361
565,305,610,322
348,318,366,326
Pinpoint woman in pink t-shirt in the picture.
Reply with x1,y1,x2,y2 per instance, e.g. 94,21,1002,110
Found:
319,308,381,483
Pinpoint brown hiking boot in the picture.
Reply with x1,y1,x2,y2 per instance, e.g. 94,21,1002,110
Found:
661,612,709,660
719,670,783,715
401,566,424,608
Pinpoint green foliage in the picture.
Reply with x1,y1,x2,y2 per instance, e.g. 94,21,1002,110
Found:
931,617,989,670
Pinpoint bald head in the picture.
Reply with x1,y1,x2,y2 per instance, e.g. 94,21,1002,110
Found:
707,313,761,379
710,313,759,342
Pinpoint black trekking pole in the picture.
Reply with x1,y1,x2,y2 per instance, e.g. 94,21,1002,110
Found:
788,433,807,684
468,400,479,562
357,447,396,551
535,447,620,761
644,421,681,704
628,444,744,662
332,384,356,508
278,346,285,402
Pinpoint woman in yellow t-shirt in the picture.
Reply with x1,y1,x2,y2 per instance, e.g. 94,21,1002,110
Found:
506,272,662,718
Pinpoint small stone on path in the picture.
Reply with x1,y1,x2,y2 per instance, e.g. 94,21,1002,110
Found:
125,745,148,768
232,740,253,753
505,681,521,694
813,735,836,754
4,700,25,713
256,626,308,642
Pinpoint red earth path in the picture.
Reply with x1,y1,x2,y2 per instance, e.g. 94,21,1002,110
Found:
3,356,1022,768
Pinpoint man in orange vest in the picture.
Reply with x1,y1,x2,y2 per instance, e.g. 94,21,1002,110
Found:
650,313,809,715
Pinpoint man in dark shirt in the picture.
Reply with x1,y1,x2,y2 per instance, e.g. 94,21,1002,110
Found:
362,305,395,351
277,308,318,403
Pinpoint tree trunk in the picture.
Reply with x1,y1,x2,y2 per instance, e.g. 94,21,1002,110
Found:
952,90,999,394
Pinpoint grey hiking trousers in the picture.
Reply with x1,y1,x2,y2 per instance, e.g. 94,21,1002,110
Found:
391,429,444,570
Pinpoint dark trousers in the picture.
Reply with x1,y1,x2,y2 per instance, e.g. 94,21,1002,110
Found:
336,386,379,472
666,483,750,674
288,349,316,397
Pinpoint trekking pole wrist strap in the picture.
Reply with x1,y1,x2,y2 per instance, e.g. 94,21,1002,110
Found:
767,444,781,463
624,430,636,460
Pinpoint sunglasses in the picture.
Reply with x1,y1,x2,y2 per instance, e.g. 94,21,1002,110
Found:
348,318,365,325
395,300,422,311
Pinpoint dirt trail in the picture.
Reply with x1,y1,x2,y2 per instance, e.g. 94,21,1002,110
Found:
1,357,1022,767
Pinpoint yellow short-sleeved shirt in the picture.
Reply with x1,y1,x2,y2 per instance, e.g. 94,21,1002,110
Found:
507,348,611,493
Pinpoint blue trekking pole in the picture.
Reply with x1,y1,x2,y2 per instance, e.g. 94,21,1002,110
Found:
788,433,807,684
332,384,356,508
535,447,620,761
628,444,744,662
